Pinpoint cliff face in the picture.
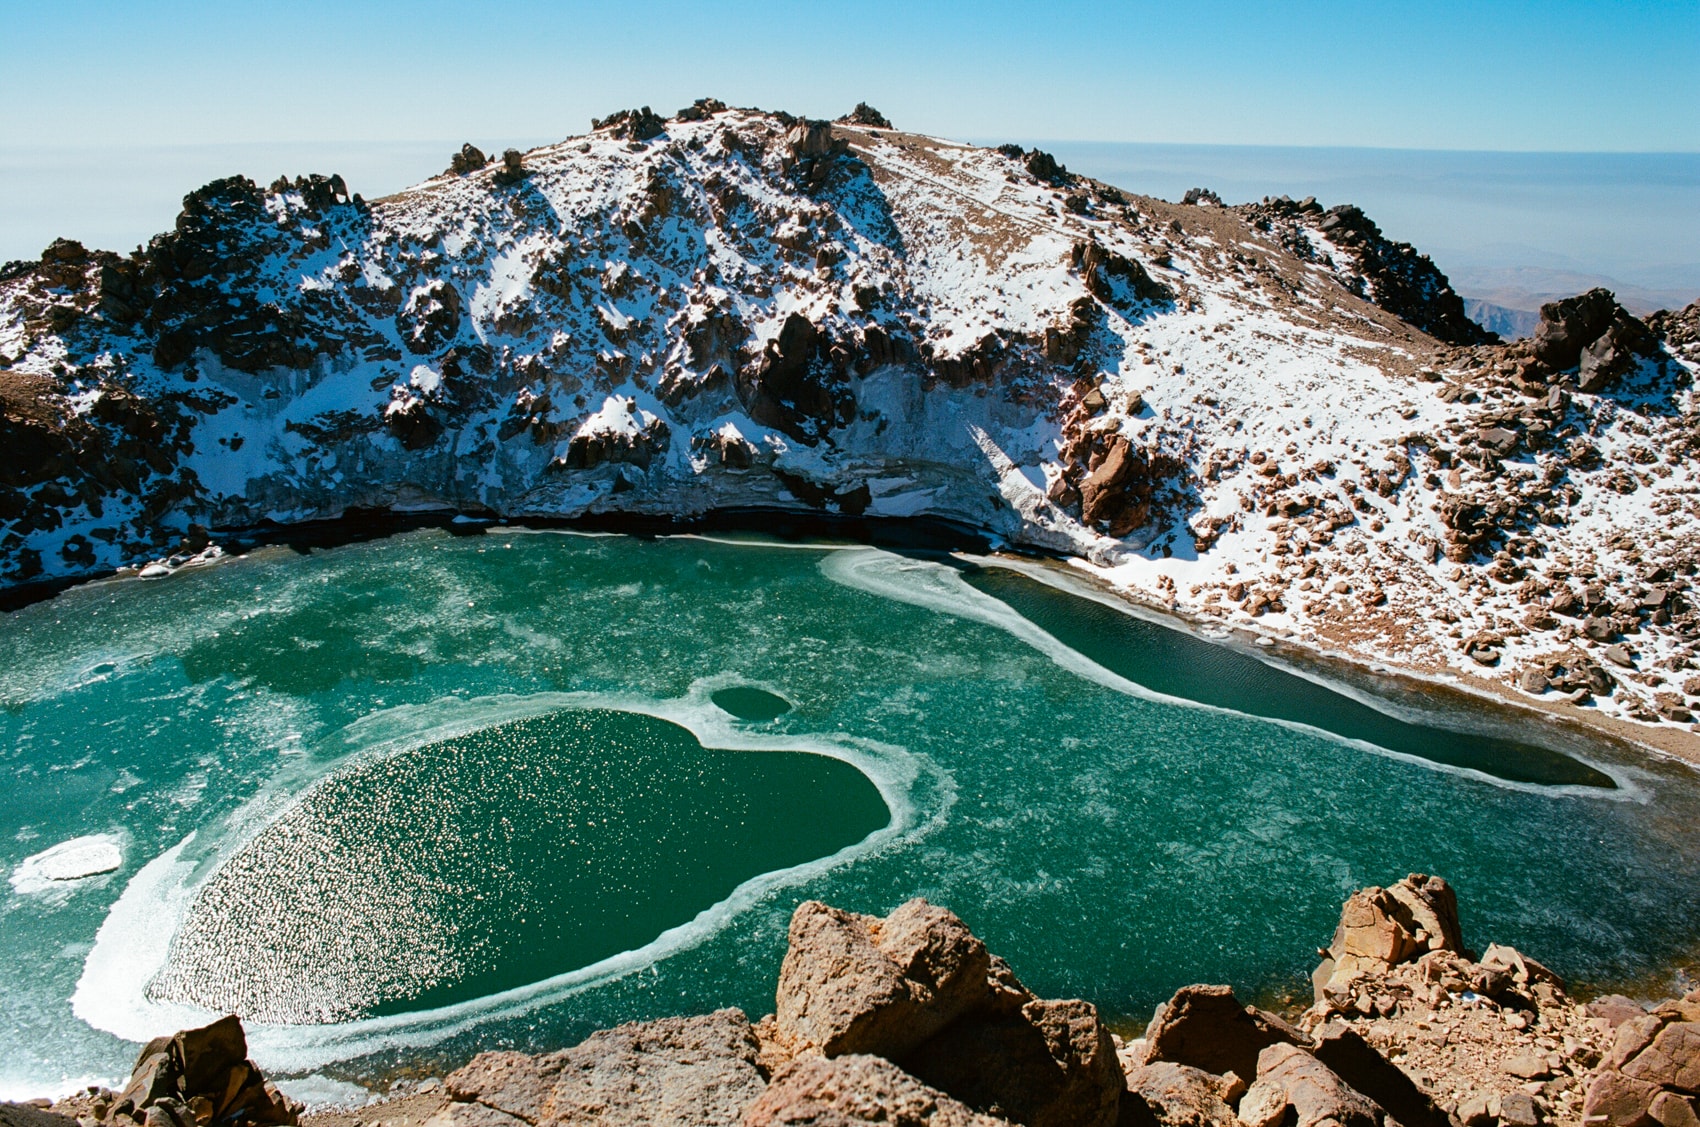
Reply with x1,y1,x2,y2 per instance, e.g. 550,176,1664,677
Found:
3,101,1699,731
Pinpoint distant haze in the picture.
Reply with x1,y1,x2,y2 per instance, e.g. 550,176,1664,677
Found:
3,139,1696,322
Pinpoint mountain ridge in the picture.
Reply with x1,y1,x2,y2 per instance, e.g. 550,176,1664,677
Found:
4,100,1699,739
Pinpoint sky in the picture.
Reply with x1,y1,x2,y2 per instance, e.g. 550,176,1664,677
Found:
2,0,1696,152
2,0,1695,307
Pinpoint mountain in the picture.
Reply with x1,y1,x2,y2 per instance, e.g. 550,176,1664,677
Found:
3,100,1699,730
1463,299,1539,340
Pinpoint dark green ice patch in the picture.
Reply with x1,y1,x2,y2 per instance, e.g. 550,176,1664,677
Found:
711,686,794,722
149,708,889,1021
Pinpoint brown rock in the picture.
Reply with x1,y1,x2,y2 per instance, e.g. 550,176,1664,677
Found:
902,998,1123,1127
1622,1022,1700,1092
774,899,999,1059
1121,1062,1239,1127
1650,1091,1700,1127
423,1106,528,1127
1140,984,1301,1084
451,1010,765,1126
1590,996,1653,1028
1310,1022,1449,1127
447,1051,565,1124
1237,1044,1380,1127
171,1016,246,1100
548,1009,767,1126
1583,1069,1663,1127
742,1054,1005,1126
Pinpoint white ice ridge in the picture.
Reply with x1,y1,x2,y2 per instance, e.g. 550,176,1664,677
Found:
9,834,123,895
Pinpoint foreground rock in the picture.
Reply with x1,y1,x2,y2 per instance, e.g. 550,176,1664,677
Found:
446,1009,765,1126
744,1055,1003,1126
28,879,1698,1127
40,1015,298,1127
1583,989,1700,1127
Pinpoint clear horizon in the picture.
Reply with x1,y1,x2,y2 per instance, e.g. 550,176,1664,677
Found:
3,1,1694,152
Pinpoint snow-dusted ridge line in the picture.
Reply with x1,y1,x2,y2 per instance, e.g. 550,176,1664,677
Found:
2,100,1699,743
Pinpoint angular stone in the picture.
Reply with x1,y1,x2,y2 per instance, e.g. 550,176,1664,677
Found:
448,1051,568,1124
1608,1016,1674,1071
1310,1022,1449,1127
742,1054,1005,1126
1650,1091,1700,1127
901,997,1121,1127
1121,1062,1238,1127
171,1015,246,1098
1237,1044,1380,1127
1500,1091,1542,1127
1622,1022,1700,1093
1140,984,1301,1082
1583,1069,1662,1127
775,900,998,1059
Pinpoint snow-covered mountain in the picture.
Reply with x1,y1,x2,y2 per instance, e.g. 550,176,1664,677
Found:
4,101,1699,729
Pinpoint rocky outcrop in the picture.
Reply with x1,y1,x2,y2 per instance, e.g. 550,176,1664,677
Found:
447,1009,766,1127
1582,990,1700,1127
28,877,1700,1127
772,899,999,1059
770,899,1125,1127
1314,873,1467,996
745,1055,1004,1127
1239,196,1492,346
836,103,894,130
69,1014,300,1127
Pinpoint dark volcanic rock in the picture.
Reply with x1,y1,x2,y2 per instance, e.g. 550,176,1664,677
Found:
1240,198,1492,346
837,103,895,130
592,106,666,141
448,143,489,175
1534,288,1620,371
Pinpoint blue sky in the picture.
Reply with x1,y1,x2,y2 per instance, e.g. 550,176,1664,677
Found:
2,0,1695,152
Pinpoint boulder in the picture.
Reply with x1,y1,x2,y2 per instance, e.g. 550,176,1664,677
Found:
1237,1044,1381,1127
1139,984,1302,1083
1584,1007,1700,1127
448,1010,766,1127
1310,1023,1449,1127
742,1054,1005,1126
901,998,1124,1127
1121,1061,1240,1127
774,899,1001,1060
107,1017,296,1127
1584,1070,1664,1127
1533,288,1619,371
1579,309,1662,393
1650,1091,1700,1127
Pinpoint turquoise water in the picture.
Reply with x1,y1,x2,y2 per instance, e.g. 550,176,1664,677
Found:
3,529,1698,1098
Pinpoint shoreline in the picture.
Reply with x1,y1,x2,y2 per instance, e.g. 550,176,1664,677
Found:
8,502,1700,773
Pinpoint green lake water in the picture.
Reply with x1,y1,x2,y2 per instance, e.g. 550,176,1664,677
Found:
2,529,1698,1098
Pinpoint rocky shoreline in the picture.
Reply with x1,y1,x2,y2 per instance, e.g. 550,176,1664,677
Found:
9,875,1696,1127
